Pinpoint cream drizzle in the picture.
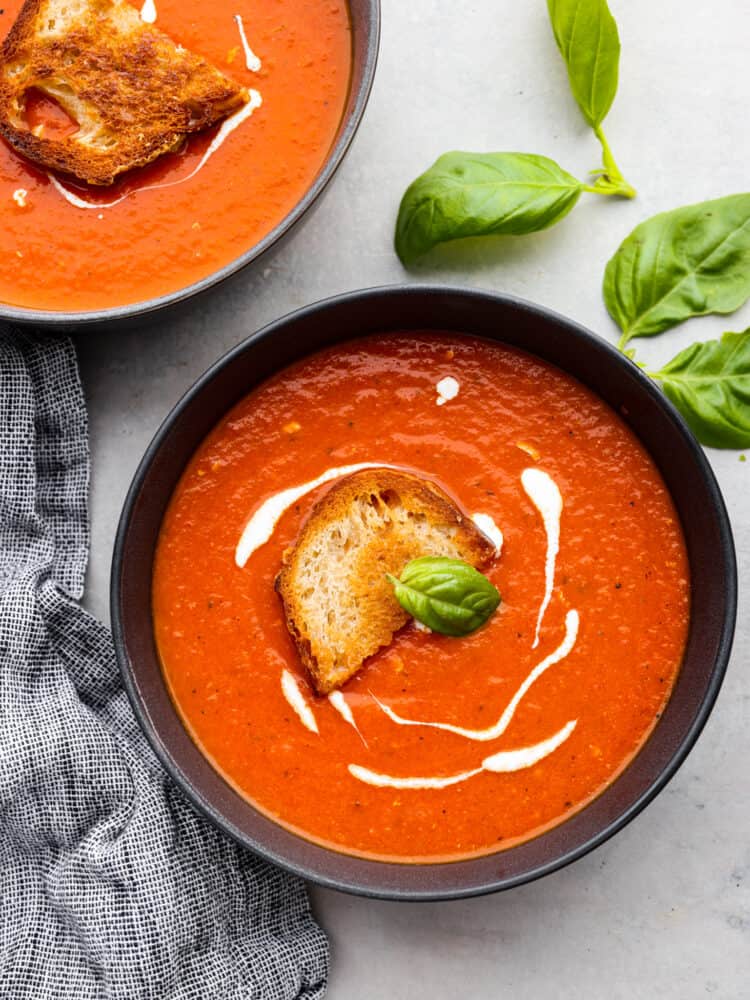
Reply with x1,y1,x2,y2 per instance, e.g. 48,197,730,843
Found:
436,376,460,406
236,463,401,567
483,720,577,771
266,465,577,795
235,462,504,567
234,14,262,71
373,609,579,741
140,0,157,23
49,91,262,210
329,692,368,746
348,720,577,790
349,763,481,790
471,512,503,554
281,670,318,734
522,468,563,648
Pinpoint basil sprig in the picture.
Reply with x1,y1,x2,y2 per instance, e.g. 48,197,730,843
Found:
648,331,750,449
601,195,750,449
547,0,634,199
604,194,750,349
396,153,585,266
387,557,501,638
394,0,636,265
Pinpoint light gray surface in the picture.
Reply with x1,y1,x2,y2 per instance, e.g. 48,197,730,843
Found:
77,0,749,996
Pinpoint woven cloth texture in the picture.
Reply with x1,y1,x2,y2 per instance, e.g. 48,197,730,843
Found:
0,331,328,1000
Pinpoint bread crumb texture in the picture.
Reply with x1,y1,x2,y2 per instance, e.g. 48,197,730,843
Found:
277,469,495,694
0,0,247,184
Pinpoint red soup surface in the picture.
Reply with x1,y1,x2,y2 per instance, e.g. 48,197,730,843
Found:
0,0,351,311
153,334,690,862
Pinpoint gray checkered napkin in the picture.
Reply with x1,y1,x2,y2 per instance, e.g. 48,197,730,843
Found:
0,330,328,999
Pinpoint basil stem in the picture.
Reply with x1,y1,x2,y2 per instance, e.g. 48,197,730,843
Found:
547,0,635,199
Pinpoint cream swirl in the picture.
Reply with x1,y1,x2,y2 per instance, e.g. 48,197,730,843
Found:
521,468,563,648
348,721,577,790
372,609,579,741
280,670,318,734
235,463,503,566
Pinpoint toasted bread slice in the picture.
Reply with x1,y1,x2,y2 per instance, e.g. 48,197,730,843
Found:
276,469,497,695
0,0,248,185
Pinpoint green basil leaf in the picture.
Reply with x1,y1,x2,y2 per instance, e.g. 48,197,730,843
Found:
395,152,583,265
547,0,620,129
650,330,750,449
546,0,634,199
604,194,750,345
386,557,501,637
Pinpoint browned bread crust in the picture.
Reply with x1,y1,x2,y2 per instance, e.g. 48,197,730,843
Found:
0,0,248,185
276,469,497,695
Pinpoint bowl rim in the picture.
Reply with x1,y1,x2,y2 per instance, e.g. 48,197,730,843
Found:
111,283,737,900
0,0,381,328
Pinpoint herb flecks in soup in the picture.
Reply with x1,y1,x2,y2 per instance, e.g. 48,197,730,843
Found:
0,0,352,311
153,334,690,861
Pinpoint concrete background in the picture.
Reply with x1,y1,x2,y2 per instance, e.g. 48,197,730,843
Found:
78,1,749,996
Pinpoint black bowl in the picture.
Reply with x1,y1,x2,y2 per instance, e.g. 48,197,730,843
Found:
1,0,379,330
112,285,737,900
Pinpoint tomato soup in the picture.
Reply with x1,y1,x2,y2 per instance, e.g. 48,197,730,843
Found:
153,334,690,862
0,0,351,311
